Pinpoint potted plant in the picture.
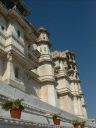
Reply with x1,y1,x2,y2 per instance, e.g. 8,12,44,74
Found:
79,121,86,128
52,114,60,125
2,99,24,119
72,120,80,128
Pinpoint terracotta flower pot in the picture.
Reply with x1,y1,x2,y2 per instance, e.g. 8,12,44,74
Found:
53,119,60,125
80,124,85,128
10,108,22,119
73,124,79,128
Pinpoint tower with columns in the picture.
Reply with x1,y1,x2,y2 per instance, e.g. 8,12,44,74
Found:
51,50,87,118
36,28,57,106
0,0,87,121
35,27,87,118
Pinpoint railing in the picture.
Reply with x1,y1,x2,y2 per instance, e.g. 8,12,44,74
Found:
0,116,63,128
0,94,74,127
0,116,96,128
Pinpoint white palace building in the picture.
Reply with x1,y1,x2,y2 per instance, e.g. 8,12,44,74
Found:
0,0,95,127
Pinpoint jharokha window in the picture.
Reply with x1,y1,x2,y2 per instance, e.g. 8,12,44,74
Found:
15,67,19,78
17,30,20,38
1,25,4,31
0,25,4,31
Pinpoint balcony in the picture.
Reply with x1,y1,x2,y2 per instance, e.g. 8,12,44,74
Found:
28,48,41,64
5,33,25,56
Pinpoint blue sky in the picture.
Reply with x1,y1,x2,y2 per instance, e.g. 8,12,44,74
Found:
24,0,96,119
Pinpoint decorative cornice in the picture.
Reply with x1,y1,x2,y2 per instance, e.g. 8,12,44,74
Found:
55,72,70,82
71,92,82,97
38,54,55,66
35,40,51,48
51,51,66,60
51,51,76,64
38,75,56,85
56,87,73,97
8,50,38,70
70,79,81,83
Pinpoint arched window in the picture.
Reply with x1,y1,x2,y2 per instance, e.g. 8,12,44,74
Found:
15,67,19,78
17,30,20,38
1,25,4,31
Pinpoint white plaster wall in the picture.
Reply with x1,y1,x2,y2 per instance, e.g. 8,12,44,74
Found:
7,21,24,45
13,22,24,44
5,21,25,54
6,60,41,97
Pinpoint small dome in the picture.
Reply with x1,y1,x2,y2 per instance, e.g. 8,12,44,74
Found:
37,27,50,36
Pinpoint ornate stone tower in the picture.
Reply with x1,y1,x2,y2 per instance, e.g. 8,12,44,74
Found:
51,51,74,114
51,50,87,118
36,27,57,106
66,51,87,118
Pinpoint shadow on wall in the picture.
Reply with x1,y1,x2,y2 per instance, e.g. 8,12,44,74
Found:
24,74,40,97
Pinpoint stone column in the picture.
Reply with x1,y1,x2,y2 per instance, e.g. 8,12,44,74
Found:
48,83,57,106
77,97,83,117
81,96,88,118
73,96,79,115
2,52,14,81
82,106,87,118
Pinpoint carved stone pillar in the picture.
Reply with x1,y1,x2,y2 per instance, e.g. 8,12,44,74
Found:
73,96,79,115
81,96,88,118
37,27,57,107
2,52,14,81
77,97,83,117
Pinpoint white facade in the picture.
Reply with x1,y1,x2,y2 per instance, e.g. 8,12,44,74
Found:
0,0,87,123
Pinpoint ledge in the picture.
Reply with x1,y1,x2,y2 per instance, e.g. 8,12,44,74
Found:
0,116,64,128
